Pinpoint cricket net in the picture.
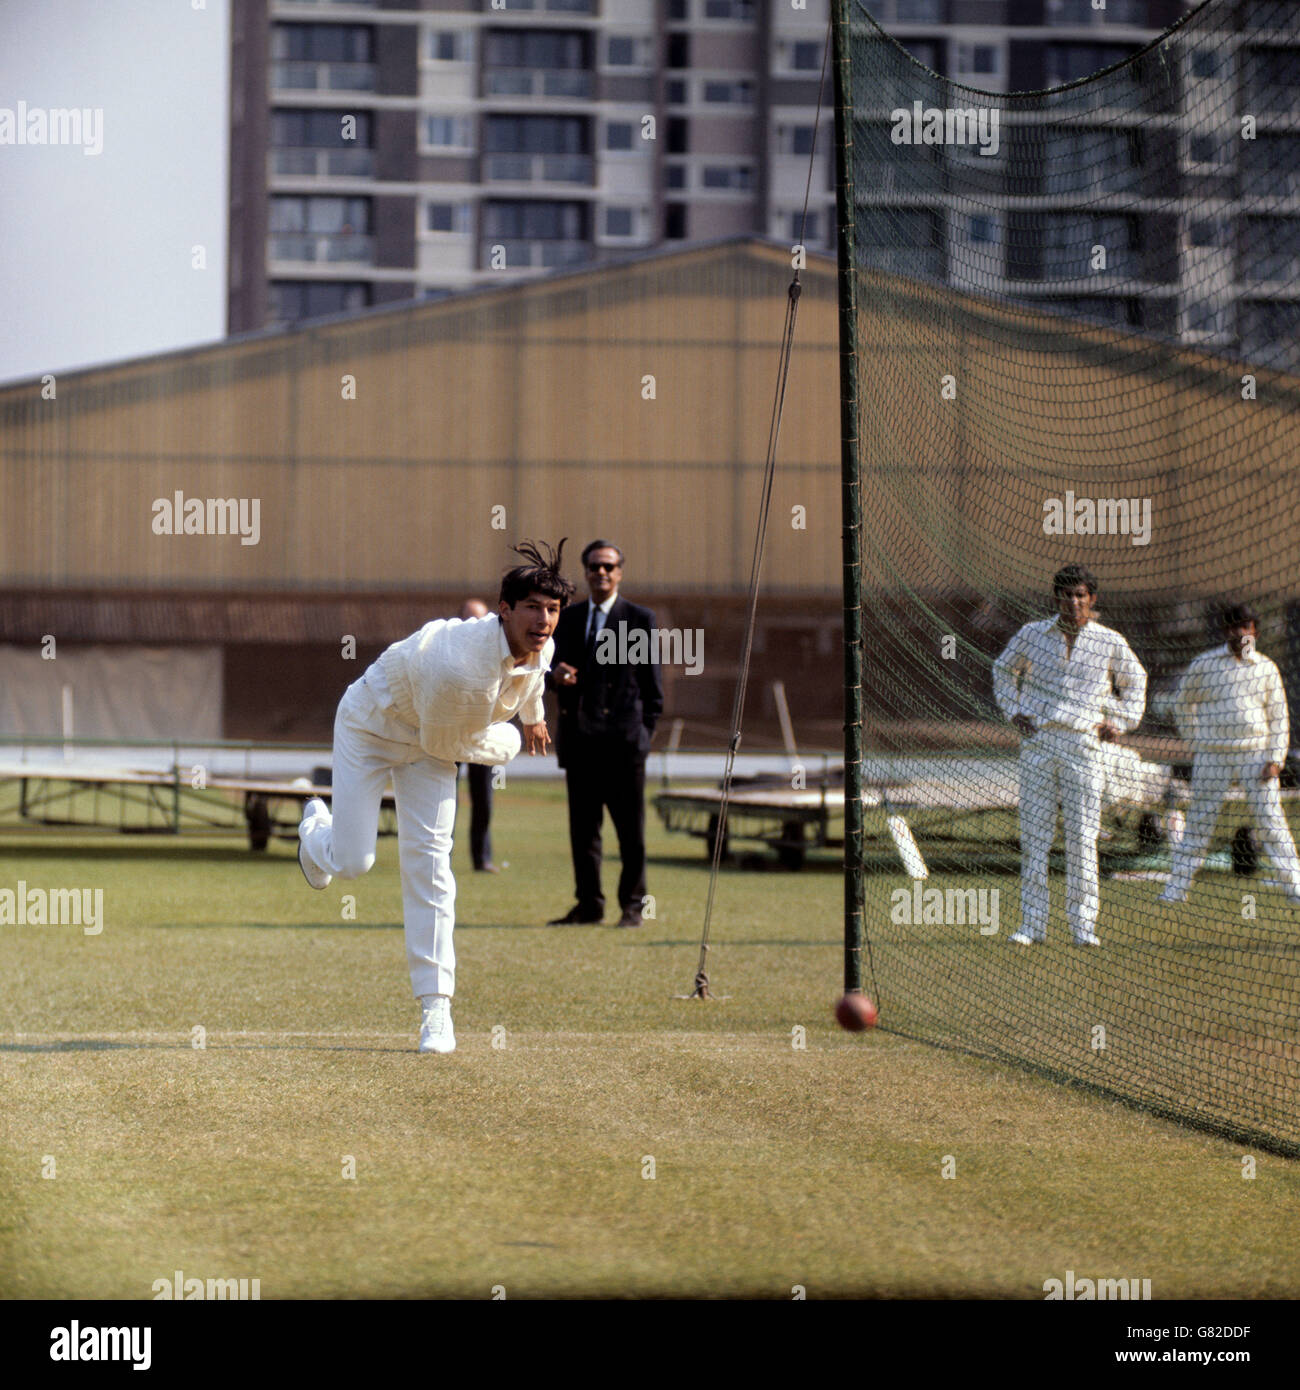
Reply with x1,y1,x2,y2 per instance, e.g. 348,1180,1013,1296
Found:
841,0,1300,1154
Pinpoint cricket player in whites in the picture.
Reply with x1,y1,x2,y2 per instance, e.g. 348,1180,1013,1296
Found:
297,540,573,1052
993,564,1147,945
1159,602,1300,905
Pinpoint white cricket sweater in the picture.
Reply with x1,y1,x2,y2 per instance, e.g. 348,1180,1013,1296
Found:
1173,644,1290,762
367,615,552,765
992,617,1147,735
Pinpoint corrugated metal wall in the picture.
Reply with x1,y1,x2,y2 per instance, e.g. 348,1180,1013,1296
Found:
1,238,1295,601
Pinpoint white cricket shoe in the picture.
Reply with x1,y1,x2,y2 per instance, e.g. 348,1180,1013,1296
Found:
1073,930,1101,946
297,797,332,890
1008,930,1042,945
418,995,456,1054
1156,887,1186,905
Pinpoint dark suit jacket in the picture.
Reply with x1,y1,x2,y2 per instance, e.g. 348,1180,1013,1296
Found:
548,596,664,769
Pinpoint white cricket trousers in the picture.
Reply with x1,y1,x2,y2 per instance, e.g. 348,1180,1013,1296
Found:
1166,750,1300,895
1018,727,1105,940
300,676,459,999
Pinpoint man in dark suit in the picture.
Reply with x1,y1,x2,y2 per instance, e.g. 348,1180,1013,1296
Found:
546,540,663,928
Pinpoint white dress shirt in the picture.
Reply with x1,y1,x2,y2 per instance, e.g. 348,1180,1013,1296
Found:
584,592,618,645
1173,644,1290,762
993,617,1147,735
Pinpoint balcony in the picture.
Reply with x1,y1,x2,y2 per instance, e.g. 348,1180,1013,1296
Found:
270,148,375,177
483,68,593,100
268,233,375,264
1045,0,1149,24
271,60,376,92
859,246,946,279
483,153,593,184
480,239,591,269
491,0,595,10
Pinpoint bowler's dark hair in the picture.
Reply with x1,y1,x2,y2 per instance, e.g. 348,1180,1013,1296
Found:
1222,601,1259,629
581,538,625,568
500,538,575,608
1053,563,1098,598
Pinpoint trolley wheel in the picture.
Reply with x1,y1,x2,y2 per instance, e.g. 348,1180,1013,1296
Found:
246,793,272,852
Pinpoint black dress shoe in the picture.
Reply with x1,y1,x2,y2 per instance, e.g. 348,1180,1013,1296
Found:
616,908,643,929
546,906,604,925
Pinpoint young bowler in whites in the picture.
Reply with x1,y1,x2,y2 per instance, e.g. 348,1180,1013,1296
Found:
1158,603,1300,906
993,564,1147,946
297,541,573,1053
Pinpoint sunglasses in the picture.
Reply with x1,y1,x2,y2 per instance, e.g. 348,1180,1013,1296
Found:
586,561,620,572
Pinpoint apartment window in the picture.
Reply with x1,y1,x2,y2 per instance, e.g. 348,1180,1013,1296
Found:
777,125,817,156
704,0,755,16
667,117,689,153
482,201,586,240
271,109,372,147
1188,133,1225,166
955,44,998,76
1189,48,1219,78
667,80,688,104
665,164,687,189
702,165,753,190
425,116,473,149
1186,302,1226,335
272,24,372,63
790,41,822,71
271,196,371,234
485,116,588,154
902,39,940,68
1188,217,1223,247
1047,43,1136,86
703,80,754,105
606,122,635,152
895,0,942,19
665,203,687,239
668,35,691,69
430,32,470,62
605,208,635,237
269,281,370,322
785,210,821,243
968,214,997,244
608,37,636,66
484,29,588,70
427,203,472,234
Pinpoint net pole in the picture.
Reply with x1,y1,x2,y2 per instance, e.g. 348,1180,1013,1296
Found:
832,0,865,996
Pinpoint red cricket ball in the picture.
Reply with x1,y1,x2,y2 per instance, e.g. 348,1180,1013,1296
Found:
835,992,879,1032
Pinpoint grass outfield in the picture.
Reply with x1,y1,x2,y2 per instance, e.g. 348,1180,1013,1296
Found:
1,779,1298,1299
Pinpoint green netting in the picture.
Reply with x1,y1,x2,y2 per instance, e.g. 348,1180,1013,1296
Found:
843,0,1300,1154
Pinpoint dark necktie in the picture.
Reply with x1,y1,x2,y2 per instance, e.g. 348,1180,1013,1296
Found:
585,603,601,657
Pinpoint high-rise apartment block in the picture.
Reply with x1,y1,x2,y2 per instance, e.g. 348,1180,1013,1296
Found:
228,0,1300,369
